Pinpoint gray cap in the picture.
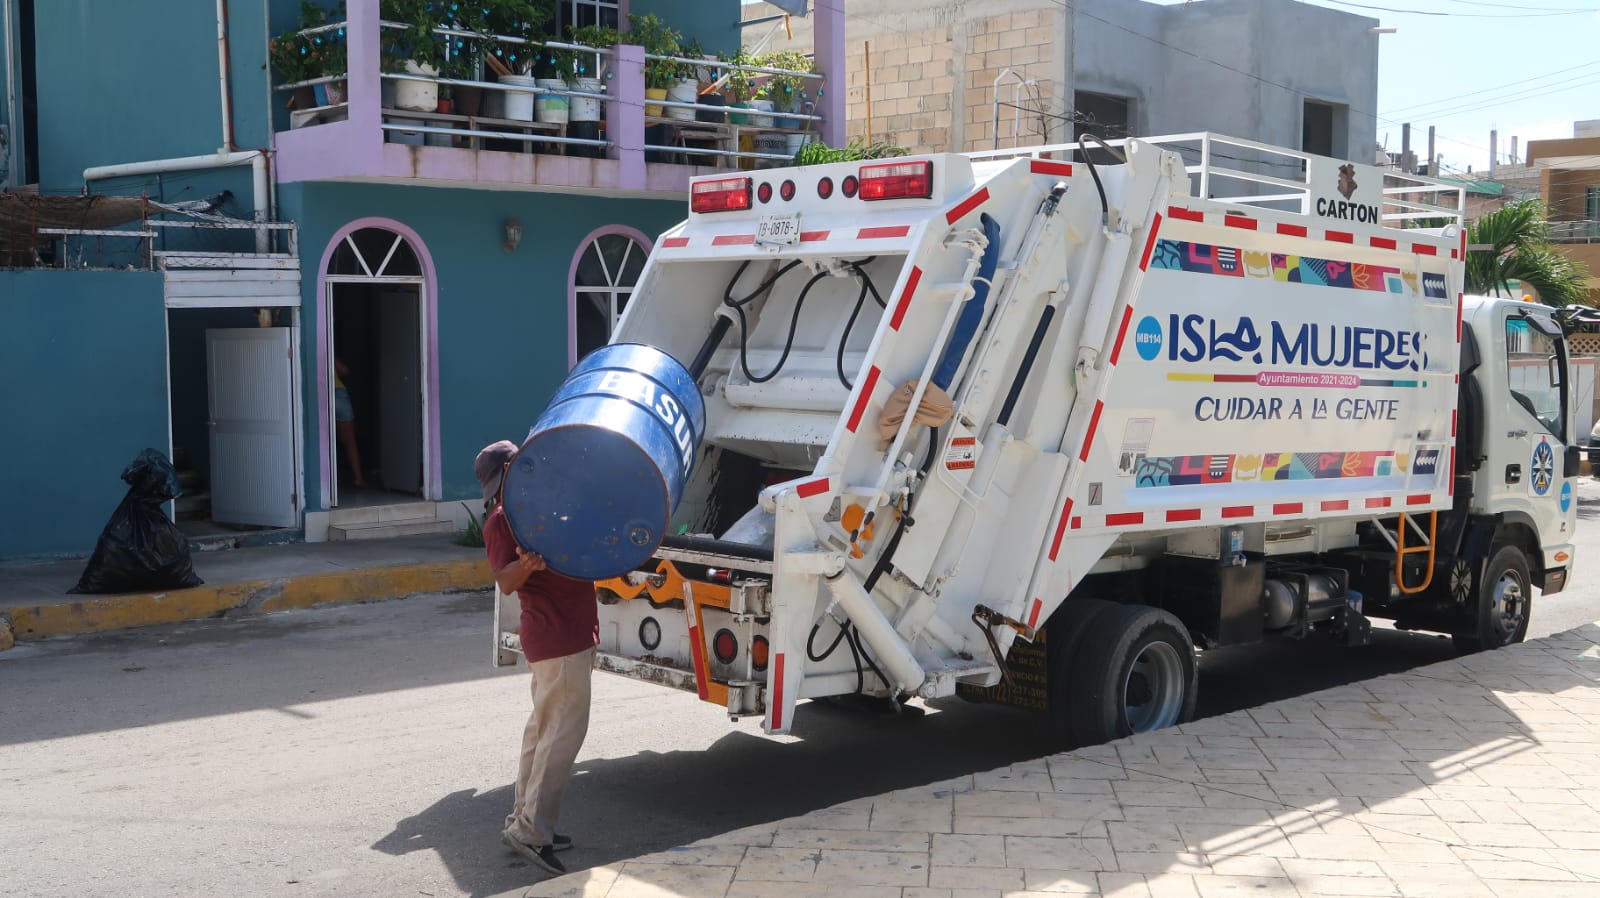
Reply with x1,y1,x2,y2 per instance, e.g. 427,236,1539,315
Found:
474,440,518,507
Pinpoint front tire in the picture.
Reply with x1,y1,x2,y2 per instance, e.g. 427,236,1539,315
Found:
1453,544,1532,653
1045,599,1118,748
1065,604,1197,747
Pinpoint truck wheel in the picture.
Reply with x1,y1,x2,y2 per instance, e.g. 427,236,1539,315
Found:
1453,544,1532,653
1044,599,1118,748
1067,604,1197,747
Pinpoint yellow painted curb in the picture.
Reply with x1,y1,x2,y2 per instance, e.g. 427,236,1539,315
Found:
4,560,492,642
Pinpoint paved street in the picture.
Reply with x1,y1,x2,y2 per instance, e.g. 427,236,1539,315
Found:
4,484,1600,897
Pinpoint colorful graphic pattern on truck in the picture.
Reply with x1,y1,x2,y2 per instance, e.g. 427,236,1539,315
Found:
1149,239,1450,299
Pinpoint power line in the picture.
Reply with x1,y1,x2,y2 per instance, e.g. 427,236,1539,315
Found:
1380,60,1600,117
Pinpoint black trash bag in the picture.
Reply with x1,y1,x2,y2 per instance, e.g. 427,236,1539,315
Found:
69,449,203,594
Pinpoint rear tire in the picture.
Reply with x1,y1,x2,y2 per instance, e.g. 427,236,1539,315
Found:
1066,604,1198,747
1453,544,1532,653
1044,599,1118,748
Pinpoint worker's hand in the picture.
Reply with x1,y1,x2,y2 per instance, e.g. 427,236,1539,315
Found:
515,547,547,574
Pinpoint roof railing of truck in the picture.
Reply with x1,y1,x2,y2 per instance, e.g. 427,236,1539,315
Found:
966,131,1466,231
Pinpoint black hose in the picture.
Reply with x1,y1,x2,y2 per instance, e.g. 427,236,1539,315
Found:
834,260,887,389
863,425,938,593
849,624,889,693
1077,131,1113,224
688,316,733,380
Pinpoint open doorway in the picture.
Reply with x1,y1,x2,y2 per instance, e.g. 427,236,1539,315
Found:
167,306,301,537
325,226,428,508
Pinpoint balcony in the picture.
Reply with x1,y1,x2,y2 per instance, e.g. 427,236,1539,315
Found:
272,1,844,198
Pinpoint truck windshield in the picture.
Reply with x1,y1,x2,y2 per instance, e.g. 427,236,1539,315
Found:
1506,315,1567,442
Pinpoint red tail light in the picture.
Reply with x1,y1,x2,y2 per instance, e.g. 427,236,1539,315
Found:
858,161,933,201
712,629,738,664
691,177,753,213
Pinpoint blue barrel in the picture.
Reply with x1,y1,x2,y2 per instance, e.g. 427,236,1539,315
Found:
502,343,706,581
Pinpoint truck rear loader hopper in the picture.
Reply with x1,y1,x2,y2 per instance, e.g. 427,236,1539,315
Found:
494,133,1579,749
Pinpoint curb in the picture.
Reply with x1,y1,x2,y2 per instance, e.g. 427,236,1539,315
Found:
1,559,492,644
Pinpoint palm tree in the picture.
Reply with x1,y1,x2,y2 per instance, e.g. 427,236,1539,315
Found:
1465,200,1591,308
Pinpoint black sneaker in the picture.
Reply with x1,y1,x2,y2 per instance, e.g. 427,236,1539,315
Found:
501,830,567,875
553,834,573,852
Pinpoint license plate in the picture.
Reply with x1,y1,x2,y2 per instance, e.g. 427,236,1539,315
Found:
756,212,801,246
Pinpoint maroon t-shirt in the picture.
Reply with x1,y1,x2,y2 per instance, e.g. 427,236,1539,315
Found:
484,506,599,664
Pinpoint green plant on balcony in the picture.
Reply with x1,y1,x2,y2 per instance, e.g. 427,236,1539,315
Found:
484,0,554,76
269,2,348,109
721,48,765,105
628,13,682,91
380,0,447,73
760,50,814,116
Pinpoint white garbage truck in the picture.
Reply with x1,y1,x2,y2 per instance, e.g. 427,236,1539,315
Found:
494,133,1580,747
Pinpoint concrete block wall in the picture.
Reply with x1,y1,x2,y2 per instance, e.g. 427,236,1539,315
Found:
963,10,1062,153
843,24,959,153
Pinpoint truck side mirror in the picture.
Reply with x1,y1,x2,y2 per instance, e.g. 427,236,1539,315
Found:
1566,445,1581,478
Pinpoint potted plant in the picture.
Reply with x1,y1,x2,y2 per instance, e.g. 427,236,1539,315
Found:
721,48,767,126
567,23,620,124
485,0,553,122
269,2,348,118
761,50,813,130
379,0,446,112
628,13,681,117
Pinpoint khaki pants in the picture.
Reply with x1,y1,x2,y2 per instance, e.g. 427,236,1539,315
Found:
506,647,594,846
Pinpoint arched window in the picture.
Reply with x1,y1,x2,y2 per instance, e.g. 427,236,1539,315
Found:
574,232,647,359
328,227,422,278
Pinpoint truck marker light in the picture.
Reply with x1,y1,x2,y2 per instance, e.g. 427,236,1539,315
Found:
842,175,859,198
859,160,934,201
780,180,797,201
1556,552,1570,563
712,628,738,664
757,182,773,204
691,176,752,213
818,177,834,199
638,617,662,651
751,636,770,672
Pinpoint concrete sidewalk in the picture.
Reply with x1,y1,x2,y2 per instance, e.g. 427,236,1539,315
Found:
534,625,1600,898
0,534,491,647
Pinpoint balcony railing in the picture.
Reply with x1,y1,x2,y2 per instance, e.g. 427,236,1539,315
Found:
272,12,829,179
1551,220,1600,243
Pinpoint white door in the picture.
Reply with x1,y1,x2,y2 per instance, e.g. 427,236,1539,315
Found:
378,289,423,494
208,327,298,527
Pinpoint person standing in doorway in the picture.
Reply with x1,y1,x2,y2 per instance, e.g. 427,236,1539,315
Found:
475,439,598,877
334,358,367,489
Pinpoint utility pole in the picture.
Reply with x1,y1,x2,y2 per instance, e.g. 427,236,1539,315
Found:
1062,0,1075,144
1401,123,1412,173
1427,126,1435,177
1490,129,1497,177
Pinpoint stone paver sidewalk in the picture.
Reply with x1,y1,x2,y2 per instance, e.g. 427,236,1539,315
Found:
533,624,1600,898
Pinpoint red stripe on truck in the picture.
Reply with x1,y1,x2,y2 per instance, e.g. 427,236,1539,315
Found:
1366,497,1392,509
1222,505,1254,519
1138,213,1164,271
1370,236,1396,250
858,225,911,239
1166,509,1202,523
1413,243,1438,256
1168,206,1204,222
796,478,830,498
945,188,990,224
771,653,786,730
1109,306,1135,365
800,230,830,242
662,237,690,248
713,234,756,246
1407,494,1432,506
1079,400,1105,461
1273,502,1303,515
845,366,881,433
1321,500,1349,512
1048,498,1074,561
1326,230,1354,244
1107,512,1144,526
890,266,922,330
1224,214,1257,231
1028,598,1044,629
1031,160,1074,177
1277,223,1308,238
1452,409,1458,437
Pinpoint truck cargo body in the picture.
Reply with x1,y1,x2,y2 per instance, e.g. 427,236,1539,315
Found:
493,134,1578,746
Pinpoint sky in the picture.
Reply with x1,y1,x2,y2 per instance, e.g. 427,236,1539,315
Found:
1149,0,1600,177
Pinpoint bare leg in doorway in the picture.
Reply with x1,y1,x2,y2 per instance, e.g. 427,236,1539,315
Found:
335,358,367,488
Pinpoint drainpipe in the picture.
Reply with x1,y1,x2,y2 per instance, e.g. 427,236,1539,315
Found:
217,0,237,152
3,0,19,188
